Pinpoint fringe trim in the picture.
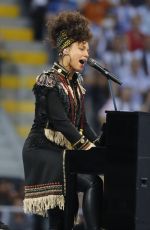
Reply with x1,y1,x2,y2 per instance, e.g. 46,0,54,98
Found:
23,195,64,217
63,150,66,195
44,128,73,150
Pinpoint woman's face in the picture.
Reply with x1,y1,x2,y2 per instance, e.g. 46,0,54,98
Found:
63,41,89,72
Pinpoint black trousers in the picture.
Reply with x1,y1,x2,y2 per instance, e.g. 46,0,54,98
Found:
48,174,103,230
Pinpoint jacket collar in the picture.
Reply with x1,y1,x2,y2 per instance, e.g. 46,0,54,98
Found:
52,62,70,78
52,62,78,82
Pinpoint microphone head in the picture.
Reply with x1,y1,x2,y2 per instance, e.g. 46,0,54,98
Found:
87,58,95,67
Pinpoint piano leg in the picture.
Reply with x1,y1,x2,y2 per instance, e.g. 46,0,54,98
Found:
64,172,77,230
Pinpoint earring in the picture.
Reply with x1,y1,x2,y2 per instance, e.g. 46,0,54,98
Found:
63,49,68,55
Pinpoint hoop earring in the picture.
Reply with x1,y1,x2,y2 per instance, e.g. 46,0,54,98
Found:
58,51,63,57
62,53,71,68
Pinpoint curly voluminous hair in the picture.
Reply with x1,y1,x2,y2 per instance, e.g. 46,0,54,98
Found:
47,11,92,48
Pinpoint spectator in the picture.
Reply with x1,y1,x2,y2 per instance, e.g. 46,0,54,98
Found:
103,34,131,75
47,0,78,16
89,24,107,59
0,180,14,205
30,0,49,41
82,0,113,25
137,0,150,35
125,14,145,51
98,85,140,123
0,179,25,206
129,0,143,6
101,11,117,45
20,0,32,16
118,51,150,106
114,0,137,33
141,88,150,112
142,35,150,76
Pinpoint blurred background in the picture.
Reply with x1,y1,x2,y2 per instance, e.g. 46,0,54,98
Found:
0,0,150,229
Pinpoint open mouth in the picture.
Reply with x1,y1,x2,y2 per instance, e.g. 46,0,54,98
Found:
79,59,85,65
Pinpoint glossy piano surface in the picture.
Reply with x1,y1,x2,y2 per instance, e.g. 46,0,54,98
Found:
65,146,106,174
64,111,150,230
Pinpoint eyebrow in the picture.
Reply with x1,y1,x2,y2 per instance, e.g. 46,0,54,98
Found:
79,42,89,51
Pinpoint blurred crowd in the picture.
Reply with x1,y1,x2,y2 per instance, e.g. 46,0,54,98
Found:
0,178,32,230
0,178,48,230
0,0,149,133
1,0,150,229
19,0,150,133
0,178,24,207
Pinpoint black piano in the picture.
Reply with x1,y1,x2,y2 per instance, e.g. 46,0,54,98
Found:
64,111,150,230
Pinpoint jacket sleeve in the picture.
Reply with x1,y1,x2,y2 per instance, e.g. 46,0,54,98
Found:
82,113,97,142
83,113,106,146
46,87,92,149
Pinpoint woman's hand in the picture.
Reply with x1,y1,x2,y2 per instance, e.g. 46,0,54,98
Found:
84,142,96,150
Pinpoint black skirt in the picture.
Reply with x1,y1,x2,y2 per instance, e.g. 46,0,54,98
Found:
22,130,66,217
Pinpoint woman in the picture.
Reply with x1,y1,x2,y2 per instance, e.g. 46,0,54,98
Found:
22,11,103,230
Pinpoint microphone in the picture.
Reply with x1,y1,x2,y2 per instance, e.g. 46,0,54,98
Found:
87,58,122,85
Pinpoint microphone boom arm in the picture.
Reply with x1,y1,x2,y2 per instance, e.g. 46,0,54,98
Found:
87,57,121,111
87,58,122,85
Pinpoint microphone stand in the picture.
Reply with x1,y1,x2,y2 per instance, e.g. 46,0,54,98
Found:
87,58,122,111
107,77,118,111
